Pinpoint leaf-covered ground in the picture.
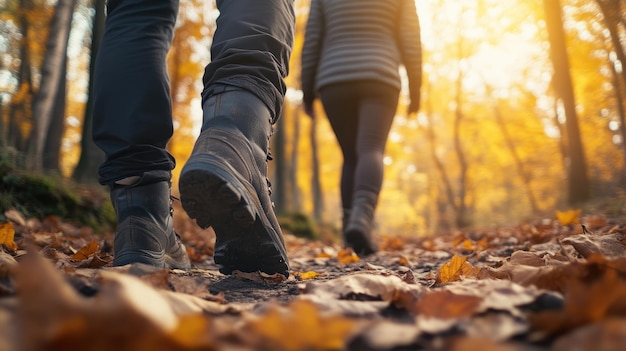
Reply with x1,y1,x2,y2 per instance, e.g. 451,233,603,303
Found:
1,203,626,351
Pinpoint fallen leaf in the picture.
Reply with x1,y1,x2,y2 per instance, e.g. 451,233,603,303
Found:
436,255,480,284
556,209,581,226
232,270,287,283
246,299,357,351
295,271,321,281
337,248,360,264
461,239,475,251
14,250,215,351
70,241,100,261
550,318,626,351
415,290,482,319
4,210,26,227
529,264,626,336
0,222,18,251
398,255,411,267
380,237,405,251
450,336,520,351
561,233,626,259
304,273,419,302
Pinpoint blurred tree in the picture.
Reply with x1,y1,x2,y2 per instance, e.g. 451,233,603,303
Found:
6,0,35,157
26,0,76,171
73,0,105,184
544,0,590,204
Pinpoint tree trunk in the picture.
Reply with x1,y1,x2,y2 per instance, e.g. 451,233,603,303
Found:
42,60,68,172
485,84,539,212
310,113,323,222
289,105,302,212
26,0,77,171
595,0,626,93
452,59,470,228
73,0,106,183
7,0,34,155
544,0,591,204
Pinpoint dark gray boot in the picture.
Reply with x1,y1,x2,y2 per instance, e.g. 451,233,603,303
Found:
179,89,289,277
343,191,378,256
111,177,191,269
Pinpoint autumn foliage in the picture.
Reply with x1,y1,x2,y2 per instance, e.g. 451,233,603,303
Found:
0,206,625,350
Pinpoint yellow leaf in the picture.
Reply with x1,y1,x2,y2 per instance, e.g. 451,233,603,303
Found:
556,209,581,226
296,271,321,281
436,255,479,284
0,222,18,251
70,241,100,261
461,239,475,251
337,248,360,264
315,252,332,258
247,300,356,351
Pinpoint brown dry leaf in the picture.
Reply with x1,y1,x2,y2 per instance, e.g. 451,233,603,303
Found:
4,210,26,226
398,255,411,267
304,273,416,302
13,249,212,351
77,253,110,269
0,251,17,278
0,222,18,251
232,270,287,283
414,290,482,319
529,265,626,335
30,232,65,249
380,236,405,251
556,209,581,226
70,241,100,261
561,233,626,259
450,336,520,351
246,299,357,351
436,255,480,284
582,215,607,230
550,318,626,351
356,320,421,350
508,250,546,267
337,248,360,264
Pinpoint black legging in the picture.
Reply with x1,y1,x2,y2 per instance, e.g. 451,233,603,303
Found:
319,81,400,209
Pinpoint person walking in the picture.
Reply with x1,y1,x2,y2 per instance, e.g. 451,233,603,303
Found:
93,0,295,277
300,0,422,255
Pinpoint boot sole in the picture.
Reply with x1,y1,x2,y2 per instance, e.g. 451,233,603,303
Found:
113,247,190,270
344,229,377,256
180,155,289,277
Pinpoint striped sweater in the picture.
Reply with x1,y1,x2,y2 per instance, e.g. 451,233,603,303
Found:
300,0,422,108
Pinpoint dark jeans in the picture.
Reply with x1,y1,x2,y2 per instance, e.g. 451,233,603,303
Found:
93,0,294,186
319,81,400,209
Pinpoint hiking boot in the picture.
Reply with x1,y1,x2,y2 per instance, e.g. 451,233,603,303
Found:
111,177,191,269
344,190,378,256
179,89,289,277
